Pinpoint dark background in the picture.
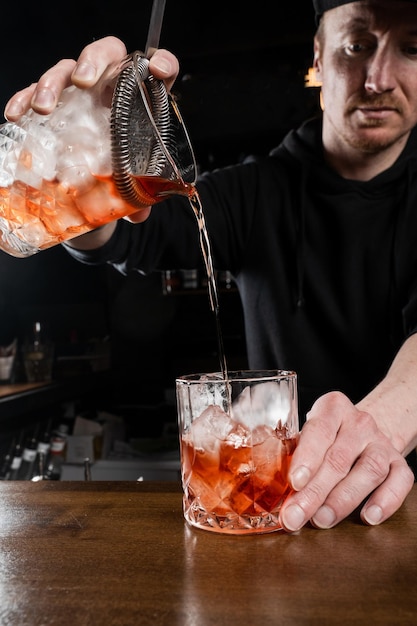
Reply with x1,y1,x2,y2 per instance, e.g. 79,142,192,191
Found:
0,1,320,414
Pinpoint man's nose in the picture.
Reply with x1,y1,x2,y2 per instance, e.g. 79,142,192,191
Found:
364,48,397,93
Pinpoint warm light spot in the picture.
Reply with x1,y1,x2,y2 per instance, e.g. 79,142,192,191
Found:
305,67,322,88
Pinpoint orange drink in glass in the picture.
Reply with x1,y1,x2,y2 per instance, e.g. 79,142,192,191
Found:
176,370,299,535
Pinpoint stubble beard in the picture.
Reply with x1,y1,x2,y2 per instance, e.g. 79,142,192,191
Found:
341,111,410,155
344,98,405,154
345,126,396,154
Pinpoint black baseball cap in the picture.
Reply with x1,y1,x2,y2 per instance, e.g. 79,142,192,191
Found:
313,0,417,22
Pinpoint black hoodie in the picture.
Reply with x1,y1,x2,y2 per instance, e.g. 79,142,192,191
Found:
65,116,417,422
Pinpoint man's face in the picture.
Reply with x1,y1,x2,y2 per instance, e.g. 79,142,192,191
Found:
314,0,417,158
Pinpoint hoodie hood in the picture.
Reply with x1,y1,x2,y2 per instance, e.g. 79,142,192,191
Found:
269,117,417,310
273,116,417,184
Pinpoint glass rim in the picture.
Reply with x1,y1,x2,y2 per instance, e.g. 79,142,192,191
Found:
175,369,297,384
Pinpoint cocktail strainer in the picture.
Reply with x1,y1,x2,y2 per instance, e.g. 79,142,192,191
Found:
110,52,196,209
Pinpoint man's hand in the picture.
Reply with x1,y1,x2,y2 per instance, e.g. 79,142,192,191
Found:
3,36,180,241
4,36,179,120
279,391,414,531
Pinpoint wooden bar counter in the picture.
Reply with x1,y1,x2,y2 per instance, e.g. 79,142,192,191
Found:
0,481,416,625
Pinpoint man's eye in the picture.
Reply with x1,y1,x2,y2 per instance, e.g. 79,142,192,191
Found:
405,45,417,56
346,43,365,54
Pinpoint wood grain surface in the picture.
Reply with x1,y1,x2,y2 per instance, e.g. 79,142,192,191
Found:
0,481,415,625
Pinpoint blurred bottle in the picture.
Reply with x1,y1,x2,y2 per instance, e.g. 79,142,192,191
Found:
181,269,199,290
218,270,234,290
46,424,68,480
0,437,16,480
31,420,52,479
16,428,39,480
162,270,181,294
8,433,24,480
23,321,54,383
31,451,48,482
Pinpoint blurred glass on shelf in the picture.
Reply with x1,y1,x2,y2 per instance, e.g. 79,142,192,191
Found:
0,338,17,384
161,269,235,294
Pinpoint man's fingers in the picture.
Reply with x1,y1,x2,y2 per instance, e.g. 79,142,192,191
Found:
280,391,414,532
289,391,352,490
360,459,414,525
149,49,180,92
71,36,127,87
4,39,179,122
5,36,129,120
123,208,152,223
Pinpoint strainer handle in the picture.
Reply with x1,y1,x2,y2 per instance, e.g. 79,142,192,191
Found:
145,0,167,59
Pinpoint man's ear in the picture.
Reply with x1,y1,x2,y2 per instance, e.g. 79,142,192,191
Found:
313,37,323,86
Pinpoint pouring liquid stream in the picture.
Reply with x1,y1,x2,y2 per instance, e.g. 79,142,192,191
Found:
187,188,229,382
